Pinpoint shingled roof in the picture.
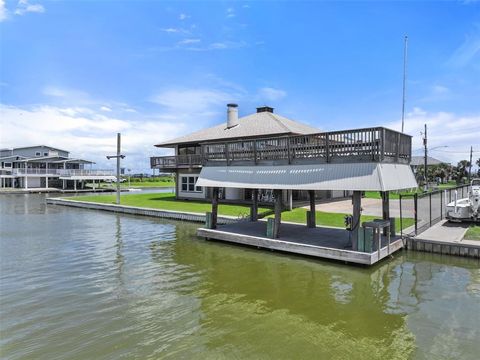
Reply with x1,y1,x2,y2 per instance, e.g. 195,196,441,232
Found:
155,110,320,147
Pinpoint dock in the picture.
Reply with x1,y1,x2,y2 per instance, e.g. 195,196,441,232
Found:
198,221,404,265
406,220,480,259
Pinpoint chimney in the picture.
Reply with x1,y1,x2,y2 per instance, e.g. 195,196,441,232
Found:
227,103,239,128
256,106,274,113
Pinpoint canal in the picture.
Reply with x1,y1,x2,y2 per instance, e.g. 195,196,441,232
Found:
1,193,479,359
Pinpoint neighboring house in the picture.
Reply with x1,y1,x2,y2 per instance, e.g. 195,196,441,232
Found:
0,145,114,190
151,104,351,205
410,155,448,174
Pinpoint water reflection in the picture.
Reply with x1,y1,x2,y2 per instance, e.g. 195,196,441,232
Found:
1,194,479,360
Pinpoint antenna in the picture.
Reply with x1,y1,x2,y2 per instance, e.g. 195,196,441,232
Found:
401,35,408,133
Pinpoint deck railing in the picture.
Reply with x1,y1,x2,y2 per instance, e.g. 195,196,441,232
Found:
150,127,412,169
202,127,411,166
150,154,203,169
12,169,113,176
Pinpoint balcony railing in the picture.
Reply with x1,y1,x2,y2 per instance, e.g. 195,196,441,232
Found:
150,154,203,169
150,127,412,169
202,127,411,166
11,169,114,176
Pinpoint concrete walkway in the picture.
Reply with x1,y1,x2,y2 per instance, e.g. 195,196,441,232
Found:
306,198,415,218
415,220,478,246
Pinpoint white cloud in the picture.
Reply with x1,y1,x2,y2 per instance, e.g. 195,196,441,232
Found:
150,88,233,115
0,0,8,22
177,38,201,45
14,0,45,16
226,7,235,18
385,107,480,164
448,26,480,67
0,104,185,172
431,85,450,95
258,87,287,102
100,106,112,112
179,13,189,20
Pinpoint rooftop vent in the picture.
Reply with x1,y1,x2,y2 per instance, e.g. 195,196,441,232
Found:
227,103,239,128
256,106,274,113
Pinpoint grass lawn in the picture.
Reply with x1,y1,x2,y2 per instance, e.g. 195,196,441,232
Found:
71,193,414,230
70,193,269,218
464,225,480,241
268,208,414,231
87,181,175,188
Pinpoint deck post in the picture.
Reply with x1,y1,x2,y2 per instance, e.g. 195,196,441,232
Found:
74,180,77,191
45,176,49,189
381,191,390,235
250,189,258,221
273,189,282,238
308,190,316,228
24,176,28,189
211,187,219,229
351,191,362,250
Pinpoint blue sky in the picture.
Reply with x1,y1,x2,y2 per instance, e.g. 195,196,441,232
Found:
1,0,479,171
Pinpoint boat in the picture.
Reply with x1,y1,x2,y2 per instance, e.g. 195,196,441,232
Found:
446,179,480,222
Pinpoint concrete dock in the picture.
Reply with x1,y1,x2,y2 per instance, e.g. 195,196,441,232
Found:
407,220,480,259
198,221,404,265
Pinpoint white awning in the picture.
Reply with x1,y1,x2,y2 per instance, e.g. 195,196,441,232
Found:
196,163,417,191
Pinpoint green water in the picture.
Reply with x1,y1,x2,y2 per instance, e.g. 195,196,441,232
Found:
0,194,479,359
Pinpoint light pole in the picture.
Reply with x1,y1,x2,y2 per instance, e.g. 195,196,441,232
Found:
106,133,125,205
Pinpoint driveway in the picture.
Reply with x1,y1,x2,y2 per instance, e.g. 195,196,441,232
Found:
304,197,415,218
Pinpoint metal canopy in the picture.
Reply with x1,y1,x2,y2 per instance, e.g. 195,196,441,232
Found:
196,163,417,191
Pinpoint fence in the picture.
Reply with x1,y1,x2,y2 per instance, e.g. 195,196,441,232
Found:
399,184,470,237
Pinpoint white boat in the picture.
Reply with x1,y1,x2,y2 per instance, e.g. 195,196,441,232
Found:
446,179,480,222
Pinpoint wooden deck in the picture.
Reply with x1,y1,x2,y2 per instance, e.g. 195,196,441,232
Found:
151,126,412,171
197,221,404,265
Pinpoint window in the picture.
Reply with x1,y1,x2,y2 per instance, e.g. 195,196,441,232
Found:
35,152,41,156
4,162,12,168
44,152,49,156
180,176,202,192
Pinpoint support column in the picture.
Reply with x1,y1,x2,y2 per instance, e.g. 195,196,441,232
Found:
288,190,293,211
381,191,390,235
45,176,49,189
351,191,362,251
273,189,282,238
74,180,77,191
250,189,258,221
211,187,219,229
308,190,316,228
24,176,28,189
62,179,66,189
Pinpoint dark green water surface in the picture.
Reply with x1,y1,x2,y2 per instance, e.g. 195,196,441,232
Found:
1,194,479,359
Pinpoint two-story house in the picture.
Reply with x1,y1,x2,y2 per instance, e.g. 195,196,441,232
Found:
151,104,351,205
0,145,114,190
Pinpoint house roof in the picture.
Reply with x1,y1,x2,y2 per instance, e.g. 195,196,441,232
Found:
155,111,320,147
2,145,70,153
410,156,446,166
196,163,418,192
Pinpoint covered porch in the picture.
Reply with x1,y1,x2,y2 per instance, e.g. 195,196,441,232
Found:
196,162,417,265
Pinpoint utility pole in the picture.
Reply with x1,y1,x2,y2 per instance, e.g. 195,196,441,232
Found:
469,146,473,181
106,133,126,205
401,35,408,133
423,123,428,191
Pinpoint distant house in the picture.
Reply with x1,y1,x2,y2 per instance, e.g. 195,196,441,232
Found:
410,155,448,174
151,104,352,205
0,145,114,190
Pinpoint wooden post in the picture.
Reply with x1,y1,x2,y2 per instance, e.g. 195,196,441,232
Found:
273,189,282,238
308,190,316,228
250,189,258,221
351,191,362,250
381,191,390,236
211,187,219,229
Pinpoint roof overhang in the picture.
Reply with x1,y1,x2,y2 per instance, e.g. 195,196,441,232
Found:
196,163,418,192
